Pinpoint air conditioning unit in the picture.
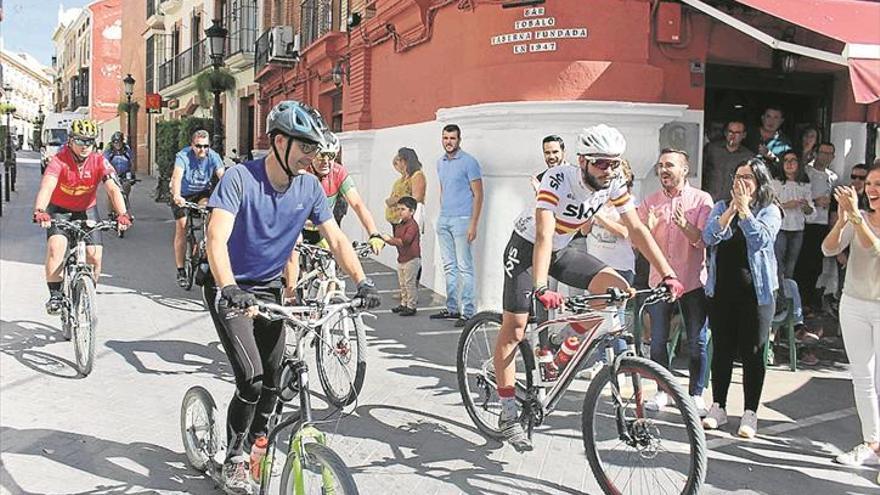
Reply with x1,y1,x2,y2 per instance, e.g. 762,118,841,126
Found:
268,26,300,62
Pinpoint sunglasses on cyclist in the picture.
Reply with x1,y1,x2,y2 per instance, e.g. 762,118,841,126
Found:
316,151,337,161
851,174,867,180
193,144,211,149
71,138,96,147
581,156,622,171
298,140,319,155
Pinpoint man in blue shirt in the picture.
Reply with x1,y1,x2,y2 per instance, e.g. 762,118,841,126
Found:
430,124,483,326
170,129,225,286
204,100,380,492
104,131,133,178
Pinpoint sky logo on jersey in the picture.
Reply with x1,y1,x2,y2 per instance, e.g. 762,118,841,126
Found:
563,202,601,221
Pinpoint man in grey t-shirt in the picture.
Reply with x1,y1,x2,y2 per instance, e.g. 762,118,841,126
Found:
702,120,753,201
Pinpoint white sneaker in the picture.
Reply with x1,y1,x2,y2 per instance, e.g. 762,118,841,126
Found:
644,391,668,411
577,361,605,380
835,443,880,466
691,395,708,418
702,403,728,430
738,410,758,439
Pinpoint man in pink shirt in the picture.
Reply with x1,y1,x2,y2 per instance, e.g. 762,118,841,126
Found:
638,148,714,416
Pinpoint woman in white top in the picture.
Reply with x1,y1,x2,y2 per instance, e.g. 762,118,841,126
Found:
772,150,814,294
822,162,880,467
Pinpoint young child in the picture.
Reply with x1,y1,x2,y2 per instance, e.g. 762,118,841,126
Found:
383,196,421,316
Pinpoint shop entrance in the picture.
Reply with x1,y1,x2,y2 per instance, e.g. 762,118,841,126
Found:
704,64,835,151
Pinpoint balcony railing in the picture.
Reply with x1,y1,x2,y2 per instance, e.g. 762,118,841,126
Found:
226,0,258,58
301,0,334,49
146,0,167,19
157,38,211,92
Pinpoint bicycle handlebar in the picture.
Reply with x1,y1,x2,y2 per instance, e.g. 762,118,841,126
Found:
181,202,208,214
564,286,671,311
256,298,366,321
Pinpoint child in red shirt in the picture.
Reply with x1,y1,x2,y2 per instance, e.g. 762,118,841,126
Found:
383,197,421,316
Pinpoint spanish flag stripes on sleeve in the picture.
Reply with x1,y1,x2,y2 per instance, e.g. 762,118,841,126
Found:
536,189,559,209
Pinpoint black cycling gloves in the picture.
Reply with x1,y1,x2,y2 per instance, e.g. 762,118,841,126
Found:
354,278,381,309
221,285,258,310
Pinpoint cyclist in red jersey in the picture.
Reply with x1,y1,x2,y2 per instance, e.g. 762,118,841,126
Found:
33,119,132,314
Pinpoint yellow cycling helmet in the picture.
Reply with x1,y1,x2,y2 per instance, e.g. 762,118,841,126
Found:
70,119,99,140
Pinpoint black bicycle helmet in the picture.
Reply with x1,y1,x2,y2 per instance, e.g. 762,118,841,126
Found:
111,131,124,143
266,100,332,180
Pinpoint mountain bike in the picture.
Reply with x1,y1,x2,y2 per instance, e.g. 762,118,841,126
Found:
51,218,119,377
116,174,139,238
181,300,364,494
180,201,209,291
456,286,707,495
294,241,372,303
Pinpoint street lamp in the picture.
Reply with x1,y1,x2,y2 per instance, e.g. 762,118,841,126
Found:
35,106,45,149
3,83,13,201
123,73,135,151
205,19,227,154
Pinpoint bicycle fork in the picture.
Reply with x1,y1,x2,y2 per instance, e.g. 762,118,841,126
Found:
608,350,641,446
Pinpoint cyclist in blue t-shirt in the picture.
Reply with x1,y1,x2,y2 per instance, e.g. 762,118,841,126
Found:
170,129,225,287
203,100,380,492
104,131,134,177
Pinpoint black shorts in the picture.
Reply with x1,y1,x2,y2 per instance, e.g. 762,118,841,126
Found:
301,228,322,245
46,204,102,246
171,190,212,219
502,232,607,314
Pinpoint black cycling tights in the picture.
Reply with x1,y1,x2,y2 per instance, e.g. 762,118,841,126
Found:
204,283,285,460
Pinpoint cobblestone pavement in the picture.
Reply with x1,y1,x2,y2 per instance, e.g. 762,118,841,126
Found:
1,154,876,494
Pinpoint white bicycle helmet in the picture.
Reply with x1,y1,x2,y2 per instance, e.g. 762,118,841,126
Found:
577,124,627,156
320,132,341,155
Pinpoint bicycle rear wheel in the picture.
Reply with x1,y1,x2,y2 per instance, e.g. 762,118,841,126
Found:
71,275,97,376
280,442,359,495
582,356,706,495
180,386,224,472
456,312,534,440
315,306,366,408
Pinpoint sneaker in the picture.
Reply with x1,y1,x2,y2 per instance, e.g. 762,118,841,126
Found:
498,415,533,452
399,307,417,316
430,309,460,320
222,456,251,494
691,394,708,418
577,361,605,380
45,291,63,315
454,316,470,327
702,403,728,430
800,351,819,366
391,305,406,314
644,391,668,411
738,409,758,439
176,270,188,288
835,443,880,467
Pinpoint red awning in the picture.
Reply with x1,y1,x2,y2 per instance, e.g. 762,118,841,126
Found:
735,0,880,104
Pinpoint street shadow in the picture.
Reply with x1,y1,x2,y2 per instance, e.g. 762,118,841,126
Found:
338,404,586,495
0,319,79,379
104,338,232,382
0,425,212,494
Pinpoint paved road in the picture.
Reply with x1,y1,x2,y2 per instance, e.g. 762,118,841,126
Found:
1,152,876,494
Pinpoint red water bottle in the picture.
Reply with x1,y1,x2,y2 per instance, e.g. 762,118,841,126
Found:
554,336,580,370
250,436,269,481
536,347,558,381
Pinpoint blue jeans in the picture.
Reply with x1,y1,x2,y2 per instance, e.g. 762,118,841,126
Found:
774,230,803,294
437,215,476,317
647,287,708,396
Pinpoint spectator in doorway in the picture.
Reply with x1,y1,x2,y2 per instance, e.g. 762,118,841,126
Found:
639,148,714,417
795,141,839,314
745,105,792,173
430,124,483,327
531,135,567,192
823,164,880,467
384,147,426,227
702,120,753,201
799,125,820,166
702,157,781,439
384,196,422,317
771,150,814,306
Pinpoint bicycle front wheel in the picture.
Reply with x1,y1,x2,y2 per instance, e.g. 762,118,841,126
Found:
280,442,359,495
456,312,534,440
315,307,365,408
183,228,195,291
582,356,706,495
71,276,97,376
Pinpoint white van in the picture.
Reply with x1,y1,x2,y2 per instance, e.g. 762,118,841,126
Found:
40,112,84,173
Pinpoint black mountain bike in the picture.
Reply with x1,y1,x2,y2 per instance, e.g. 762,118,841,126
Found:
456,286,707,495
180,201,208,291
52,218,119,377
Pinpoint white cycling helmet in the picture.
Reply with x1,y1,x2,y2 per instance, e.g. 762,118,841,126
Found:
577,124,627,156
320,132,341,155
